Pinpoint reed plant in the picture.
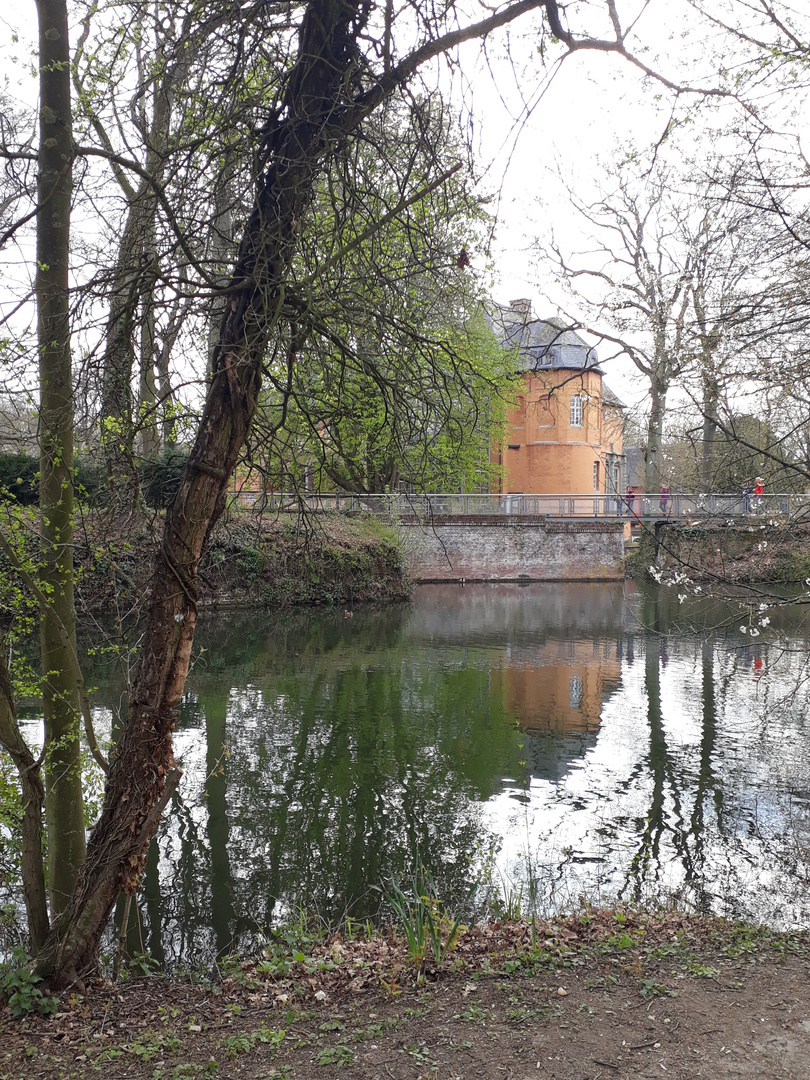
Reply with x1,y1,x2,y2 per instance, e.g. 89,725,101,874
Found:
382,862,471,973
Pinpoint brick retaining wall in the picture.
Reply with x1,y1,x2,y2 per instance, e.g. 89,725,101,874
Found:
398,516,625,582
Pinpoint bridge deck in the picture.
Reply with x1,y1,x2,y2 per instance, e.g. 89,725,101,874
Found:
234,491,798,521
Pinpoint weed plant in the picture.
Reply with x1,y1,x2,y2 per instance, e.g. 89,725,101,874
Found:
381,862,471,975
0,946,58,1016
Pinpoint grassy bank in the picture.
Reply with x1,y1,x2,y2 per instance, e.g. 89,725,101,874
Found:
627,518,810,585
70,511,410,612
3,906,809,1079
201,514,409,608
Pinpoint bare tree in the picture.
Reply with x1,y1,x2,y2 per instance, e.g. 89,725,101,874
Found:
549,162,698,491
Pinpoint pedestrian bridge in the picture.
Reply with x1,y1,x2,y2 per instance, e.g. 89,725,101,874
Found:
244,490,799,521
234,491,801,581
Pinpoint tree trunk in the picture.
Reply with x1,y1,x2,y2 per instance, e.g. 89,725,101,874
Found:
644,376,668,493
99,193,151,509
137,212,160,461
207,152,237,380
100,19,175,502
35,0,86,919
0,649,50,951
701,370,719,491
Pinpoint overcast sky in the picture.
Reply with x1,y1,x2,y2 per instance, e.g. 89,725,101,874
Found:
2,2,808,412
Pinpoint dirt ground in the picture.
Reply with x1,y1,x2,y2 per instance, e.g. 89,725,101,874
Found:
3,911,810,1080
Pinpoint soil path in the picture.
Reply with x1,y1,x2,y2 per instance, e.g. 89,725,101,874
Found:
3,921,810,1080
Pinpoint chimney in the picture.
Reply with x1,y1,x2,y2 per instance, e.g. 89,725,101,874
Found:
509,298,533,319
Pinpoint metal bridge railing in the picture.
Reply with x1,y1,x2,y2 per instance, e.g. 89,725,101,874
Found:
231,491,806,519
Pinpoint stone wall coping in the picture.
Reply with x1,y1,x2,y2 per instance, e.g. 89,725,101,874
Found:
397,515,625,531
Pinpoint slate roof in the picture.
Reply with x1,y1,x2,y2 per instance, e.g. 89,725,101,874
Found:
488,303,603,375
601,383,625,409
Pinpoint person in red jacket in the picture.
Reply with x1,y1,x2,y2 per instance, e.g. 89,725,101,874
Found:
753,476,764,514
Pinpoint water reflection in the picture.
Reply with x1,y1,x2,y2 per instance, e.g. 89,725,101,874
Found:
79,583,810,968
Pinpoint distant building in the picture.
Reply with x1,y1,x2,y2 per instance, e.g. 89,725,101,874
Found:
488,300,625,496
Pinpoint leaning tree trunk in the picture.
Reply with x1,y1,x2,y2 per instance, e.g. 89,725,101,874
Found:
35,0,548,990
35,0,86,919
35,0,372,989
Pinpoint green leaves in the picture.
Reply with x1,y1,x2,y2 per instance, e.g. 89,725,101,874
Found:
381,860,472,973
0,948,59,1017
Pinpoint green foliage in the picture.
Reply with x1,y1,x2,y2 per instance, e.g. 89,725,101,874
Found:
381,861,471,971
0,948,59,1016
127,1029,184,1061
119,950,162,978
257,912,326,977
0,452,106,507
314,1045,354,1068
0,447,187,511
685,960,720,978
639,977,674,998
255,102,510,495
0,453,38,505
220,1026,285,1056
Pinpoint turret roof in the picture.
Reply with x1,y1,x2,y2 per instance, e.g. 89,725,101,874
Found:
487,303,603,375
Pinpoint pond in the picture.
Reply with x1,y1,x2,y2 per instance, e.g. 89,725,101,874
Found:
29,582,810,968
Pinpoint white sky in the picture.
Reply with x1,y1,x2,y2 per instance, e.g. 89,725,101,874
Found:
2,2,808,414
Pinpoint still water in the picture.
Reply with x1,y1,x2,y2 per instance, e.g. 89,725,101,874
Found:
98,583,810,968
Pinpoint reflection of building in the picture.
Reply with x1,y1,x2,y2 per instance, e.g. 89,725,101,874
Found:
492,638,621,784
492,639,621,736
488,300,625,496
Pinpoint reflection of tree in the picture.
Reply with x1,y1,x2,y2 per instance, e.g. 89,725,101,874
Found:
222,661,513,928
623,633,690,901
690,641,725,877
201,689,236,958
124,609,517,960
142,838,165,967
620,598,728,908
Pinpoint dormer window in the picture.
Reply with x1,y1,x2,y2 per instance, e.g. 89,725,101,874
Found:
570,395,584,427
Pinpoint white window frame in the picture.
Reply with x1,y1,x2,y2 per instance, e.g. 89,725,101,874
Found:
570,395,584,428
593,461,600,492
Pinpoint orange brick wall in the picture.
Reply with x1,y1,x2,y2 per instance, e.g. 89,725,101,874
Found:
492,370,623,494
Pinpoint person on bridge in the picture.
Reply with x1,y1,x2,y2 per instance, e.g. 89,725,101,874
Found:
753,477,764,514
625,488,636,517
741,479,753,516
659,486,670,515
